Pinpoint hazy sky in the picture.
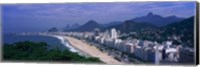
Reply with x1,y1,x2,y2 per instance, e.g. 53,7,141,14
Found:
2,2,196,33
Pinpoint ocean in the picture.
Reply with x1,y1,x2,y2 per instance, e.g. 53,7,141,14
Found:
2,34,78,52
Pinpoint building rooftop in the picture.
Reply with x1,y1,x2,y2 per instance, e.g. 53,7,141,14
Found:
166,48,177,53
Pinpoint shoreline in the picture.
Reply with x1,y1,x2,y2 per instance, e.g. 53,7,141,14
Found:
24,34,123,64
51,35,78,52
63,37,92,57
60,35,123,64
46,35,91,57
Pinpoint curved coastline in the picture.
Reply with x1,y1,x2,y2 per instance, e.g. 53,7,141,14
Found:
40,34,122,64
62,36,92,57
62,36,123,64
45,35,90,57
52,35,78,52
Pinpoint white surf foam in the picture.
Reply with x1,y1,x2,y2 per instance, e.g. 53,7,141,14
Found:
52,35,78,52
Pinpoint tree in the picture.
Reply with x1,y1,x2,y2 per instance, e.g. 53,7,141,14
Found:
3,41,102,63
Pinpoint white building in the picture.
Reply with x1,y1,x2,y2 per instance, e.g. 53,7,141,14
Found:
165,48,179,62
111,28,118,39
166,41,173,48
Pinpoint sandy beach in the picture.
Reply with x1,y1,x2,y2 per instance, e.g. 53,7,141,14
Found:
59,35,123,64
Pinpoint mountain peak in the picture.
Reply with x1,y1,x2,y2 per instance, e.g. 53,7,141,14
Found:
70,20,102,32
167,15,178,18
147,12,154,16
85,20,99,26
87,20,96,23
132,12,184,26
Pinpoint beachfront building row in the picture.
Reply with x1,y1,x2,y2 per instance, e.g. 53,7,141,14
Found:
48,28,194,64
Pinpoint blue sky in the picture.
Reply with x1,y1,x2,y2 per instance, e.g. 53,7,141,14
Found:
2,2,196,33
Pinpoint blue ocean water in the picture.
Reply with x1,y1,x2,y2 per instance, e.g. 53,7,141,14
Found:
3,34,69,51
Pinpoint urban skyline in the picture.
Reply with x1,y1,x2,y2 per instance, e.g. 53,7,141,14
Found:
2,2,196,65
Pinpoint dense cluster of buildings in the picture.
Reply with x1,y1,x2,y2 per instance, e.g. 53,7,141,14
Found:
63,28,194,64
17,28,194,64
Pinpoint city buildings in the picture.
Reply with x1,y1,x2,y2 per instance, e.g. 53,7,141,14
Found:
52,28,193,64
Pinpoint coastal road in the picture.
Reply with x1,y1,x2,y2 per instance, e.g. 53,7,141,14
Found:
61,36,123,64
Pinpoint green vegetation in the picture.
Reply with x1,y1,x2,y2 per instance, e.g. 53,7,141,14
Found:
3,41,102,63
119,16,194,48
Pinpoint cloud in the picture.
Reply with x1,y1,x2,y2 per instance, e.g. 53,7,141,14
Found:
4,2,195,20
2,2,196,32
2,2,196,33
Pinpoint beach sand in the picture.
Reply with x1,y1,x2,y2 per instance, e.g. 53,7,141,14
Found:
60,36,123,64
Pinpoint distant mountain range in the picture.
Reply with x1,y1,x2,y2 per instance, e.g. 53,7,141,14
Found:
48,27,58,32
63,21,122,32
69,20,103,32
63,23,80,31
104,20,157,33
63,12,189,33
102,21,122,28
119,16,194,48
131,12,184,26
61,15,194,48
64,19,158,33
